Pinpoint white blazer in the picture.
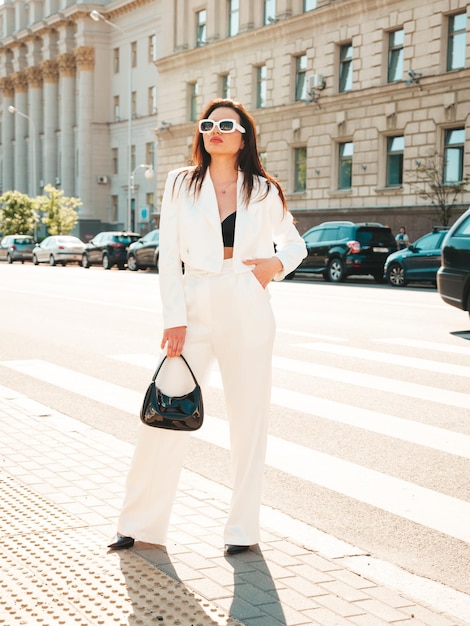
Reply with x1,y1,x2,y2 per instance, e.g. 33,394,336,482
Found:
159,167,307,328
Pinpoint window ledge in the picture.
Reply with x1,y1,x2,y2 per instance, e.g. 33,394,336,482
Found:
328,189,352,197
374,186,403,194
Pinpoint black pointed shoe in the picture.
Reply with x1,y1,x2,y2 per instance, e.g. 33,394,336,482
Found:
107,535,134,550
224,544,250,555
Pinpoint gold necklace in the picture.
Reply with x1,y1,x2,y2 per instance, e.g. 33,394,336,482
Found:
218,180,236,194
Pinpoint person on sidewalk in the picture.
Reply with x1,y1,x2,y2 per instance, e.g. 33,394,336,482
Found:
395,226,410,250
108,98,307,555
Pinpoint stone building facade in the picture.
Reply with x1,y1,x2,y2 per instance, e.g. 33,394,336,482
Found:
0,0,469,239
155,0,470,237
0,0,161,238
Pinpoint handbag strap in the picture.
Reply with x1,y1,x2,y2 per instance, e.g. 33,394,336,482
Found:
151,354,199,387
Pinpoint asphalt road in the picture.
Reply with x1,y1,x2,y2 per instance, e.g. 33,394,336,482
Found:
1,261,469,596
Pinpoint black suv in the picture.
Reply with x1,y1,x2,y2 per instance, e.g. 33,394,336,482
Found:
289,221,396,282
437,207,470,317
82,231,141,270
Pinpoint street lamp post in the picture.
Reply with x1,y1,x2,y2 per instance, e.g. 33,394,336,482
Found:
8,105,37,197
90,10,133,231
9,105,38,239
130,164,154,228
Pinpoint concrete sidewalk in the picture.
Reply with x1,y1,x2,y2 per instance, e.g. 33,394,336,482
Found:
0,384,469,626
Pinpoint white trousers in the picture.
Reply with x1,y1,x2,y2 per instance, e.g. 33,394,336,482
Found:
117,259,275,546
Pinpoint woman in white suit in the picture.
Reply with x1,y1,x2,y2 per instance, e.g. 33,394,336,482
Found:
109,99,307,555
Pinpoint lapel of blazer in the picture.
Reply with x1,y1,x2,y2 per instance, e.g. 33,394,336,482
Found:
198,171,222,234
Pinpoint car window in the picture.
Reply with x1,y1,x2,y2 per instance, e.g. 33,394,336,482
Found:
303,229,323,244
454,216,470,237
414,232,442,250
14,237,33,244
320,227,339,241
356,228,395,246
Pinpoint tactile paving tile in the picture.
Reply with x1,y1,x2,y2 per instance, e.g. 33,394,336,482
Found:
0,472,243,626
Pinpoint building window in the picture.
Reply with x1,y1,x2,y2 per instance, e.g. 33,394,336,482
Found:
146,142,155,168
338,141,353,189
113,96,120,122
303,0,316,10
113,48,119,73
146,192,155,209
388,29,404,83
112,148,118,175
447,13,467,71
386,136,404,186
444,128,465,183
221,73,231,98
339,43,353,92
148,86,157,115
256,65,267,108
131,41,137,68
111,195,119,222
131,91,137,118
295,54,307,101
294,147,307,192
196,9,207,47
264,0,276,25
228,0,239,36
148,35,157,63
189,82,199,121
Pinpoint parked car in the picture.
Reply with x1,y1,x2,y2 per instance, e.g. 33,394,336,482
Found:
0,235,35,263
437,207,470,317
288,221,396,282
32,235,85,266
82,231,141,270
127,229,160,271
384,228,449,287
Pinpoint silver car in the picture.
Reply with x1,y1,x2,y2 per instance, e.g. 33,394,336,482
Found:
32,235,85,266
0,235,35,263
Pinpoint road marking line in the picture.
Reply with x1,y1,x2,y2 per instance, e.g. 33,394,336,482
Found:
302,342,470,378
377,337,470,356
2,358,470,544
110,353,470,458
273,355,469,409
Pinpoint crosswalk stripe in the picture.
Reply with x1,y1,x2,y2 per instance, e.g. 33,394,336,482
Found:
2,358,470,544
273,355,469,410
110,353,470,459
302,342,470,378
377,337,470,356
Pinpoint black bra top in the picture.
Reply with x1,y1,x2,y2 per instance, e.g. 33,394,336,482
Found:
221,211,236,247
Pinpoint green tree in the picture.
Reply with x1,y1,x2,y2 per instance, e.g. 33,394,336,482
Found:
0,190,38,236
411,152,470,226
35,184,82,235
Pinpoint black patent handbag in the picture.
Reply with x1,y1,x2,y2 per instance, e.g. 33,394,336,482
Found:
140,355,204,431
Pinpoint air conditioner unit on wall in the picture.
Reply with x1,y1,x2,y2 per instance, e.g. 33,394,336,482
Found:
97,176,109,184
307,73,326,91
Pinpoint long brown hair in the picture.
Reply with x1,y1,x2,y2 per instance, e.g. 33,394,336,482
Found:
175,98,287,210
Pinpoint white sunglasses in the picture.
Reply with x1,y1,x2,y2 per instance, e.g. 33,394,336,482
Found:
199,119,246,134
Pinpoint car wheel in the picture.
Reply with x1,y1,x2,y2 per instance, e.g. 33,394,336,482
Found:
154,253,159,273
49,255,56,266
7,253,13,264
102,253,111,270
82,254,90,268
284,270,295,280
326,258,345,282
127,254,138,271
33,254,39,265
387,263,407,287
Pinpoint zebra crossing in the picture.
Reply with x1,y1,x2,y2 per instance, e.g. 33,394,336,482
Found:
2,332,469,547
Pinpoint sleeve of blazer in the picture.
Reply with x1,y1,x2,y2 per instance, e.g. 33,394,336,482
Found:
268,186,307,280
159,170,187,329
